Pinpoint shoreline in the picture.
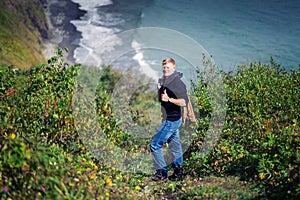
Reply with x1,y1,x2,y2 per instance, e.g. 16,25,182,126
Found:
42,0,86,64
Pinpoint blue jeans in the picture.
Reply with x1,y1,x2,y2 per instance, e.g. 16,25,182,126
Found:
150,118,183,173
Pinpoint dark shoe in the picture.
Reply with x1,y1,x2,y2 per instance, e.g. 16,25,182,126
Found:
169,169,183,181
151,171,168,181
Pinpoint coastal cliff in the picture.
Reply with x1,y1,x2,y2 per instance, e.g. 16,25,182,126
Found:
0,0,49,69
0,0,84,69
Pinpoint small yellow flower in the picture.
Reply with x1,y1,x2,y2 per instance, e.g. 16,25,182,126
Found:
259,172,265,180
135,185,141,191
168,183,175,191
69,182,74,187
105,192,110,197
90,174,95,179
99,195,104,200
106,178,113,187
86,167,92,172
181,187,186,192
94,164,98,170
10,133,16,140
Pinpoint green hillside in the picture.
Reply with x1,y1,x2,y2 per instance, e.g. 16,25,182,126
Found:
0,48,299,199
0,0,49,69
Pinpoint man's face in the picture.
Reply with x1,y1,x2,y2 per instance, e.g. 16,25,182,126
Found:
162,62,176,77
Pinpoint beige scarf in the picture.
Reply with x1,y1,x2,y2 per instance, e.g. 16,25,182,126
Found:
182,97,196,126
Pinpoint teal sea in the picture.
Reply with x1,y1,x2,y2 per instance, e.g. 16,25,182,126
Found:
70,0,300,76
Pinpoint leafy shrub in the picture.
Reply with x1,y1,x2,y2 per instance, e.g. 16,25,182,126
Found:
185,59,300,199
0,48,83,199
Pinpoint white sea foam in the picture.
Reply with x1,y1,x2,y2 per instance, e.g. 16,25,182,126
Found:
69,0,162,82
70,0,124,66
132,40,159,80
71,0,112,11
72,17,121,65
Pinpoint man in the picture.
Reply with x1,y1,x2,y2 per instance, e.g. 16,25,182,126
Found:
150,58,188,181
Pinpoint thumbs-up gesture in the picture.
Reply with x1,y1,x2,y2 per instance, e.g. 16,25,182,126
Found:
161,89,169,102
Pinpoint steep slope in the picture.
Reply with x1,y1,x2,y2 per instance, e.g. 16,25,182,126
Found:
0,0,49,69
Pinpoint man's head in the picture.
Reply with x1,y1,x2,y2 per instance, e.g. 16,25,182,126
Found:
162,58,176,77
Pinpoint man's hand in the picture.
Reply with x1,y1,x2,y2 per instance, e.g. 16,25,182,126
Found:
157,82,162,90
161,90,169,102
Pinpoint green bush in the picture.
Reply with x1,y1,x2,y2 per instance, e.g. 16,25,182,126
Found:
0,48,83,199
185,59,300,199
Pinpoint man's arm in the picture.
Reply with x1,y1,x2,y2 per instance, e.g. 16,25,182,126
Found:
161,89,186,107
168,97,186,107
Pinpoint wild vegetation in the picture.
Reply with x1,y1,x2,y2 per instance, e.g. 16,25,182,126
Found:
0,0,48,69
0,48,299,199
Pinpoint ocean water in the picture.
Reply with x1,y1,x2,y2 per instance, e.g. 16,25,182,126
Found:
70,0,300,79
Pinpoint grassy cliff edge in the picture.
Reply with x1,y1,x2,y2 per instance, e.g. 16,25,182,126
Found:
0,0,49,69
